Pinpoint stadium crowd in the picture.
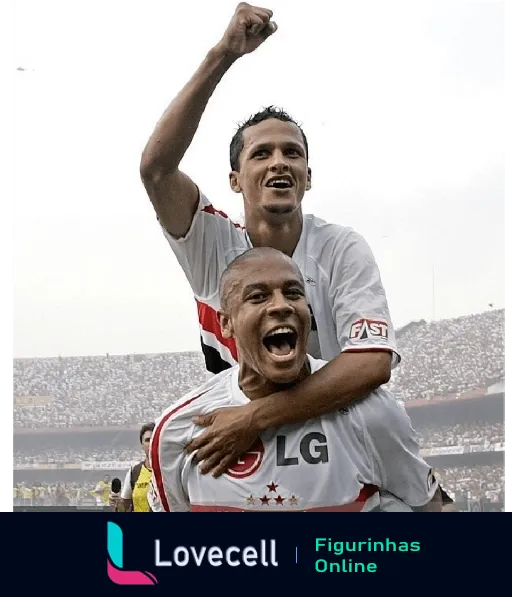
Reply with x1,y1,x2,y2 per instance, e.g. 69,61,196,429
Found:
387,309,504,402
13,310,505,429
14,446,140,465
13,465,505,507
13,422,504,466
438,465,504,503
13,482,98,507
417,422,504,449
14,352,212,429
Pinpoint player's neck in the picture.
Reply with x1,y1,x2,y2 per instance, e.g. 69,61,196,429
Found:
245,210,303,257
238,360,311,400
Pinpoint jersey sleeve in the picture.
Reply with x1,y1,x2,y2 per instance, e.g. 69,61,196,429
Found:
120,468,132,500
159,190,241,299
147,476,163,512
357,391,438,507
329,229,400,367
148,411,191,512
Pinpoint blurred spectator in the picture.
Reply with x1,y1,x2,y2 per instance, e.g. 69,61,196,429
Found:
13,482,99,506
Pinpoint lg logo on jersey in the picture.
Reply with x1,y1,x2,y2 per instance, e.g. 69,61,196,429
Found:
226,433,328,479
226,438,265,479
277,432,328,466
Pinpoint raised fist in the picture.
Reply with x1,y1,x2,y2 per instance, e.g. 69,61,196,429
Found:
218,3,277,57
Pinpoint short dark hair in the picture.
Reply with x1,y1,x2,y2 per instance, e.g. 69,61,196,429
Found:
139,422,155,443
229,106,309,171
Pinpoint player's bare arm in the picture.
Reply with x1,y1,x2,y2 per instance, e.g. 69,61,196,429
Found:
187,351,391,476
140,3,277,238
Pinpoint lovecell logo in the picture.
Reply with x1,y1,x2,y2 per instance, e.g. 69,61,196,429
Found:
107,522,158,585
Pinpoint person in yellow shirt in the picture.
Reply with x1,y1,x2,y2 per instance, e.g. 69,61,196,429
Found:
91,475,111,506
21,484,33,505
113,423,155,512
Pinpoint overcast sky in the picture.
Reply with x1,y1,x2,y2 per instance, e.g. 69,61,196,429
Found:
13,0,504,358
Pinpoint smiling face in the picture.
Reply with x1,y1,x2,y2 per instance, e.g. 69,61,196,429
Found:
218,249,311,386
229,119,312,220
141,429,152,458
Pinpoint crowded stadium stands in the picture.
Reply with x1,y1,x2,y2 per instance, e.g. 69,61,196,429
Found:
418,422,504,450
388,309,504,402
13,465,504,508
14,352,212,428
438,465,504,503
13,422,505,466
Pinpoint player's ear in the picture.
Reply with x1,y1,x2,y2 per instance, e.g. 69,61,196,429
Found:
306,167,312,191
229,171,242,193
217,310,234,339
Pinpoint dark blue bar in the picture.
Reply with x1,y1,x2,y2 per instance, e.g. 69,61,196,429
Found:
7,513,507,594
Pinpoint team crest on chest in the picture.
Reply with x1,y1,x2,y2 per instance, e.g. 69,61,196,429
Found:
226,437,265,479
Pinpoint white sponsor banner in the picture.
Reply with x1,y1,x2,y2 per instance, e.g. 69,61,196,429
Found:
421,443,505,457
487,380,504,395
14,395,53,406
14,463,59,470
467,444,493,453
81,461,132,471
420,445,464,457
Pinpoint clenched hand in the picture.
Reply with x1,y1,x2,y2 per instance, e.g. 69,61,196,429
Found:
218,3,277,57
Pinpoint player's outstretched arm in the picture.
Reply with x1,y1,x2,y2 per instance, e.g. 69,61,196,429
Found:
140,3,277,238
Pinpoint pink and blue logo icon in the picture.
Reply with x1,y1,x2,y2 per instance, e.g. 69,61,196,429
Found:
107,522,158,585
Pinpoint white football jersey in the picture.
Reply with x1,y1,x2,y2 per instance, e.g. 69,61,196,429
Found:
149,357,436,513
162,190,399,374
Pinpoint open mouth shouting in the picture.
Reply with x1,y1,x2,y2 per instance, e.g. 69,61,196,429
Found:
262,325,298,363
265,174,294,191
